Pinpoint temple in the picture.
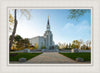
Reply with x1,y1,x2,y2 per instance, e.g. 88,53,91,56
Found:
29,16,55,50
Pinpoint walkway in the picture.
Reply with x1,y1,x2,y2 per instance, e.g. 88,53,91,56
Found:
26,52,77,64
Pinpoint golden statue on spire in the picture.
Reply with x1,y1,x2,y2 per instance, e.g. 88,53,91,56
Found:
48,16,49,19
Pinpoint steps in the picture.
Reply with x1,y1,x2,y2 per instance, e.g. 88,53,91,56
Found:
42,49,59,52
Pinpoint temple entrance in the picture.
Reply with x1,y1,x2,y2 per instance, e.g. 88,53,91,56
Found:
42,45,59,52
42,46,59,52
49,46,54,50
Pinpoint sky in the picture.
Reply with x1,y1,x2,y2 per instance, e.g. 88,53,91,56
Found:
9,9,91,44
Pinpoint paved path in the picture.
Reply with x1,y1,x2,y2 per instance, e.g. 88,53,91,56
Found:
26,52,77,64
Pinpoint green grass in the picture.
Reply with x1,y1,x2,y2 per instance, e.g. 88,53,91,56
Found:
10,53,41,61
60,53,91,61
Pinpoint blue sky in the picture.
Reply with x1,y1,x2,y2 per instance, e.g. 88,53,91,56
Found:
9,9,91,44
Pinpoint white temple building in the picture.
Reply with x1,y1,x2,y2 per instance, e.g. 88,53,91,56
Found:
29,16,55,50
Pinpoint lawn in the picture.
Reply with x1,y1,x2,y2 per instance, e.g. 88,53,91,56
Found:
60,53,91,61
10,53,41,61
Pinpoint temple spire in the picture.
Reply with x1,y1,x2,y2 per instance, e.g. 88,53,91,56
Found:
47,16,49,25
47,16,50,31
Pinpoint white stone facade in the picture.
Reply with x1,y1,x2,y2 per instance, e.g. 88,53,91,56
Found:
29,17,55,50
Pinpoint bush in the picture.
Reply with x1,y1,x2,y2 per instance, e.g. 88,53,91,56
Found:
41,46,46,49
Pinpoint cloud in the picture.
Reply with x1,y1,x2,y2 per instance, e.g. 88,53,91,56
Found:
63,20,91,40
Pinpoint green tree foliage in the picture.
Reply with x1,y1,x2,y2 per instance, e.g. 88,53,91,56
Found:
68,9,89,20
16,38,30,50
9,35,22,44
23,38,30,48
16,39,24,50
10,35,30,50
14,35,23,42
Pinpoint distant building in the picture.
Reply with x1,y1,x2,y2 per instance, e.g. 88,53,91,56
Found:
29,16,55,50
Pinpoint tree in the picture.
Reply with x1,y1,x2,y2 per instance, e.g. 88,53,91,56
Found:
9,9,17,51
63,43,67,49
68,9,90,20
86,40,89,47
23,38,30,48
16,39,24,50
81,44,87,50
58,42,62,49
9,12,14,32
9,34,31,50
9,35,23,50
14,35,23,42
69,43,72,48
85,40,91,50
72,40,80,49
9,9,31,50
9,35,17,51
58,42,67,49
16,38,30,50
65,44,69,49
88,41,91,49
79,39,83,49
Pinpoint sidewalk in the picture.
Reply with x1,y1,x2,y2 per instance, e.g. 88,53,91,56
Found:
26,52,77,64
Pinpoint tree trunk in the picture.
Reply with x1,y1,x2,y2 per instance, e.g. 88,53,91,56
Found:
9,9,17,51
